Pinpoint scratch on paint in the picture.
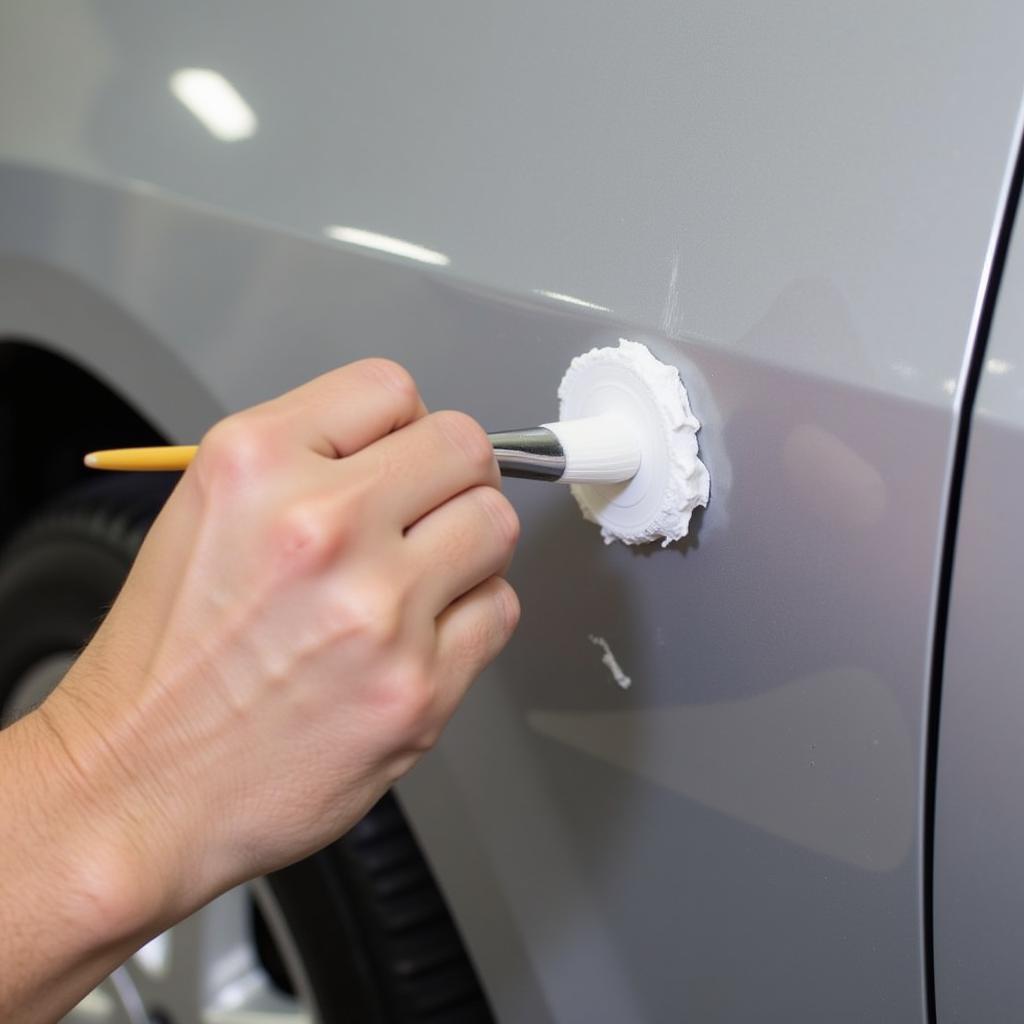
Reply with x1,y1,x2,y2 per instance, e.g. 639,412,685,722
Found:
660,249,682,336
588,635,632,690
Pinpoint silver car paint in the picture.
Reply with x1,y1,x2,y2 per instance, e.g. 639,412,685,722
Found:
2,3,1024,1020
933,189,1024,1021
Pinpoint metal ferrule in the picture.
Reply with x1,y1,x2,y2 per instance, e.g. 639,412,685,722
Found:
488,427,566,481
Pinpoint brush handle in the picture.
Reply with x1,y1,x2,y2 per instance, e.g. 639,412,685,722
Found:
84,438,568,479
85,417,641,484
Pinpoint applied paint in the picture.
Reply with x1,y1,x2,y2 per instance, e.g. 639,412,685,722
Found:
557,340,709,546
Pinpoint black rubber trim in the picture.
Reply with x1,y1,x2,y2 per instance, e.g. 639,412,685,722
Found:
330,792,495,1022
923,122,1024,1024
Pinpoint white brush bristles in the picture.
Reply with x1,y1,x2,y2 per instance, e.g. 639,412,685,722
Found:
556,339,710,546
541,416,642,484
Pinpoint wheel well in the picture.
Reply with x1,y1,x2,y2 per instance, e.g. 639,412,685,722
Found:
0,340,167,543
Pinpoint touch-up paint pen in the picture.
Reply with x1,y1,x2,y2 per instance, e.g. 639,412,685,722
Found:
84,416,643,484
86,340,710,546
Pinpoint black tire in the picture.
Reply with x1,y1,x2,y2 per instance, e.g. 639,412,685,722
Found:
0,478,494,1024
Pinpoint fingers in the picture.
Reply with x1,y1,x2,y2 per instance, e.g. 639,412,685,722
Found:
431,576,520,718
404,485,519,615
264,358,428,458
343,409,500,529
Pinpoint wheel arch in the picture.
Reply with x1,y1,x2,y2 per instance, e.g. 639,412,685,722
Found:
0,258,223,543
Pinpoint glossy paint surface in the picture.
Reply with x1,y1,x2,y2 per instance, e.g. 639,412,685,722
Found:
933,200,1024,1022
2,3,1024,1020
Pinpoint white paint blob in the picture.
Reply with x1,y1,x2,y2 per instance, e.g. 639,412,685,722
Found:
588,635,632,690
557,339,710,546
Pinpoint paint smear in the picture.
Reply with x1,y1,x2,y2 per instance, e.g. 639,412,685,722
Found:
588,635,632,689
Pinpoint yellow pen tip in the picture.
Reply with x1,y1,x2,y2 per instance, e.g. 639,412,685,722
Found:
82,445,198,471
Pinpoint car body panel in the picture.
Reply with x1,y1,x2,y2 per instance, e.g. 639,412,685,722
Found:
2,3,1024,1020
933,191,1024,1022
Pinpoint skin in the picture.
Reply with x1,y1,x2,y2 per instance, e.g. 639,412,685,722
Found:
0,359,521,1023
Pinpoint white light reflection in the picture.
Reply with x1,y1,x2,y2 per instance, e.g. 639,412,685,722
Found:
325,225,450,266
534,288,610,312
132,930,171,976
987,357,1013,375
170,68,257,141
942,378,957,395
527,666,915,871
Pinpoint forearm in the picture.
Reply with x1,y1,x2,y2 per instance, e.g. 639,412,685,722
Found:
0,693,172,1023
0,361,520,1020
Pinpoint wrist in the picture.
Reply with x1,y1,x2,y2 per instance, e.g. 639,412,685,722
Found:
0,689,195,1020
4,688,186,948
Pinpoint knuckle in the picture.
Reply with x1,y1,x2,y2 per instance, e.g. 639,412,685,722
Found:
477,488,520,548
454,580,519,662
409,719,443,755
378,661,435,742
432,410,493,469
495,579,522,633
324,581,401,648
458,612,497,665
268,500,336,567
354,358,420,405
196,415,273,492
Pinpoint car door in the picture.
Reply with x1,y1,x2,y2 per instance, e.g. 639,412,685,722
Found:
2,3,1024,1021
933,154,1024,1022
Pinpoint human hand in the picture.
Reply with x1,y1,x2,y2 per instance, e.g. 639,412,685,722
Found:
43,359,520,925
